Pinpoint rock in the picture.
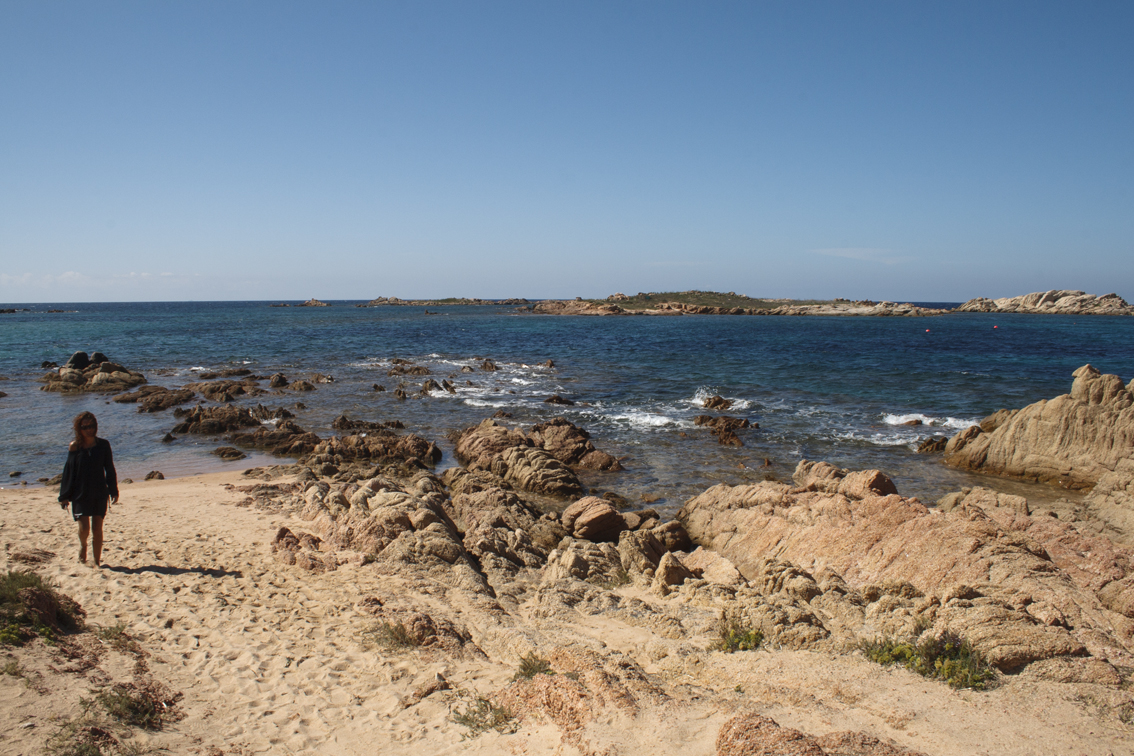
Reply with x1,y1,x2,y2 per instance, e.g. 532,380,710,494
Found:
289,380,316,391
677,474,1127,670
544,394,575,405
617,529,666,576
683,546,743,586
41,356,147,394
652,521,692,552
702,395,732,410
161,433,175,443
652,552,694,591
453,419,582,498
113,386,196,412
943,365,1134,490
145,471,164,480
956,290,1134,315
301,431,441,469
543,538,623,582
172,405,261,434
269,373,288,388
481,359,497,371
229,420,322,457
528,417,623,471
561,497,626,542
250,404,295,422
65,351,90,370
297,298,330,307
915,436,947,454
213,446,247,461
793,460,898,498
716,714,825,756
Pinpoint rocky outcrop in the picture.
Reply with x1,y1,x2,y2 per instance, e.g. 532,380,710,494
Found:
717,714,925,756
171,405,260,434
297,298,330,307
677,460,1134,670
182,378,266,402
528,300,629,315
956,290,1134,315
943,365,1134,489
113,386,196,412
229,420,322,457
40,354,147,394
301,431,442,471
452,417,623,498
529,418,623,471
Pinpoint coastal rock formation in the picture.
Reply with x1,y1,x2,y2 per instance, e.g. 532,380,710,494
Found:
113,385,196,412
171,405,261,434
677,459,1134,670
229,420,322,457
40,354,147,394
525,297,949,317
529,299,629,316
528,417,623,471
183,378,266,402
453,417,623,498
297,298,330,307
943,365,1134,489
302,430,442,470
956,290,1134,315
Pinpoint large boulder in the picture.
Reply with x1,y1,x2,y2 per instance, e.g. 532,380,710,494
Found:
943,365,1134,490
529,418,623,471
41,355,146,394
561,496,626,542
453,419,583,498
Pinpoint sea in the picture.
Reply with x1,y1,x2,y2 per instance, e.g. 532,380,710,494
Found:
3,301,1133,513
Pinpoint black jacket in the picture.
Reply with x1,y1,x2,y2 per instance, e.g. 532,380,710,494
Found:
59,438,118,504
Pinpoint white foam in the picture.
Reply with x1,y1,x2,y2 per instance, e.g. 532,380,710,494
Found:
882,413,981,430
604,411,686,430
835,430,915,447
689,387,753,411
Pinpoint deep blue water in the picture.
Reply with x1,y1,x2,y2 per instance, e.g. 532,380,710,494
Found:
2,301,1132,511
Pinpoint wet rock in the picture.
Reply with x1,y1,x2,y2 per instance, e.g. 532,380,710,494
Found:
916,436,947,454
41,355,147,394
702,395,732,410
289,380,316,391
171,405,260,434
269,373,288,388
113,385,196,412
481,359,498,371
145,471,164,480
544,394,575,405
213,446,247,461
230,420,322,457
529,417,623,471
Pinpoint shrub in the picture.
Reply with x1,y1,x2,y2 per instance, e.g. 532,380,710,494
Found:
451,696,516,736
716,616,763,653
361,621,418,651
0,570,82,644
87,681,182,730
513,652,553,681
861,631,995,690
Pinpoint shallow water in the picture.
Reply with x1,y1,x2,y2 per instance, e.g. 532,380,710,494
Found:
2,301,1131,513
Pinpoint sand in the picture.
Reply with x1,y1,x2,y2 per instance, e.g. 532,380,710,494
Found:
2,472,1131,755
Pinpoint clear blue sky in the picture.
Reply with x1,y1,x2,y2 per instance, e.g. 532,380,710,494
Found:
2,1,1132,303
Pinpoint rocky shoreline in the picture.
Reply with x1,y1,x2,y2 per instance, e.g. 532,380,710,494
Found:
271,289,1133,317
9,349,1134,753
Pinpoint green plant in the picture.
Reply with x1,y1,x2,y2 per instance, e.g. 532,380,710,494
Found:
716,616,763,653
97,623,141,655
45,717,116,756
513,652,553,680
861,632,995,690
361,621,419,651
589,568,631,589
0,622,25,646
88,681,182,730
2,658,24,677
0,570,81,644
450,696,516,736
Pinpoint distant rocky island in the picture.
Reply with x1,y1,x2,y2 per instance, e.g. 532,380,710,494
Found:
955,290,1133,315
275,290,1133,317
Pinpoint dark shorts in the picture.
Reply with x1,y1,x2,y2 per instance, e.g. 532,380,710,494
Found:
72,496,108,521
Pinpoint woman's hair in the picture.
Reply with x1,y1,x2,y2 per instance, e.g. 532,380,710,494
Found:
72,411,97,446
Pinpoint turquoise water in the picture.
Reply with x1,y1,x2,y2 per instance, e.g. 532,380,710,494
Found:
2,301,1132,510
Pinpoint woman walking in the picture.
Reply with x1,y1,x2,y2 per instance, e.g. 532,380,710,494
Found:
58,411,119,566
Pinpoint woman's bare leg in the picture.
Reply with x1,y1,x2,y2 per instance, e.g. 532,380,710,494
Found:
92,516,104,566
77,516,90,563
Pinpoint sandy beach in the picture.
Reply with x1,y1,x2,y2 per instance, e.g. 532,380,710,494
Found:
3,467,1131,756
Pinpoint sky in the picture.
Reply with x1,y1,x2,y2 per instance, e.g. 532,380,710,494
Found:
1,1,1132,303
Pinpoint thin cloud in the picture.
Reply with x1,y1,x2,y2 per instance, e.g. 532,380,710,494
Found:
813,248,910,265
